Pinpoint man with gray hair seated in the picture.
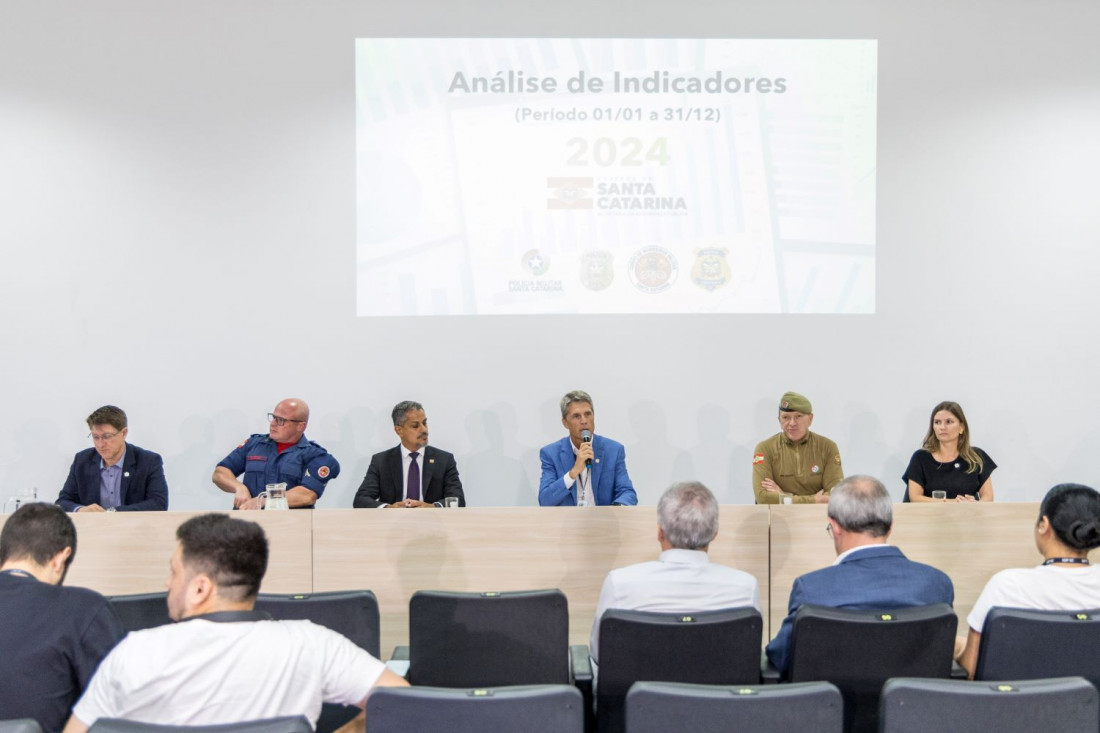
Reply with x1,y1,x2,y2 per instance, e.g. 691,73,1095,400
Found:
764,475,954,678
589,481,760,665
539,389,637,506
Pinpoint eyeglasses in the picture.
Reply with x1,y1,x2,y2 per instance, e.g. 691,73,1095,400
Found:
89,432,121,443
267,413,306,427
825,523,834,537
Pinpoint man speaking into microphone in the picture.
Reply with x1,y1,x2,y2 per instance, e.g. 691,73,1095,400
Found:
538,390,637,507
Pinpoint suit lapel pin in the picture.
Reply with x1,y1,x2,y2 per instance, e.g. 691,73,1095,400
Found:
123,472,130,478
595,458,600,464
429,459,435,464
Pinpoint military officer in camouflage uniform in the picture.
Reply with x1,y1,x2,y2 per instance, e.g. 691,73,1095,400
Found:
752,392,842,504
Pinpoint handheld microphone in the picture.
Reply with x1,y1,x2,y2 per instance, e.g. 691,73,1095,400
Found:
581,429,592,468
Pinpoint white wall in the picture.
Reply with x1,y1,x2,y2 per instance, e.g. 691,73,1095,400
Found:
2,0,1099,510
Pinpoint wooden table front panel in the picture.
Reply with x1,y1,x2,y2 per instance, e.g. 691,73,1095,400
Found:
312,506,770,652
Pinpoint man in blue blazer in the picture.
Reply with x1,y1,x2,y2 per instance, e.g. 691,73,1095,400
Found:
765,475,953,677
538,390,637,507
56,405,169,512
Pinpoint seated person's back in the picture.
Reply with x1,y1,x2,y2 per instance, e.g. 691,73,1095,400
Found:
0,504,123,732
66,513,406,731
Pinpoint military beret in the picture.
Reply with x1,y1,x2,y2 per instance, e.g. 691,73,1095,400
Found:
779,391,812,414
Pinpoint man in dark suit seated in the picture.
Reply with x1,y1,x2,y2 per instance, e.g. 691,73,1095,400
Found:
765,474,954,677
56,405,169,512
353,400,465,508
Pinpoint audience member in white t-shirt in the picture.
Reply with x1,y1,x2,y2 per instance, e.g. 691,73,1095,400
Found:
64,514,408,731
956,482,1100,678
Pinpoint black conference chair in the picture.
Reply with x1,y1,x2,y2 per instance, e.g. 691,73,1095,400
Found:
106,592,172,633
403,589,573,687
880,677,1098,733
786,603,956,733
87,716,312,733
367,684,584,733
595,607,763,733
254,591,381,733
0,720,43,733
254,591,381,657
626,680,843,733
975,607,1100,689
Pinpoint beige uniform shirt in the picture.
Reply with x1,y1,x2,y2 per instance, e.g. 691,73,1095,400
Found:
752,432,843,504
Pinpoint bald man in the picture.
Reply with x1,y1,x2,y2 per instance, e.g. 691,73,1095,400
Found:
213,398,340,509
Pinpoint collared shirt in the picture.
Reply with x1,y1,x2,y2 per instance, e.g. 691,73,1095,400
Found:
217,434,340,499
752,431,843,504
834,542,891,566
563,436,593,505
400,444,424,501
99,447,126,509
590,548,761,664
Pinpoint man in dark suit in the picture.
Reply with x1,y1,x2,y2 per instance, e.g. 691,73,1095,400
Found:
352,401,464,508
765,474,954,677
538,390,637,507
56,405,169,512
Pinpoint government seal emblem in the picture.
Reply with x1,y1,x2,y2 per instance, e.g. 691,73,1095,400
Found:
628,246,678,294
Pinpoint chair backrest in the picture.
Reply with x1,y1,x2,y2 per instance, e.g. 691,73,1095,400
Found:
0,719,43,733
106,592,172,633
880,677,1098,733
627,681,842,733
253,591,380,733
975,607,1100,689
87,716,312,733
596,607,762,733
787,603,956,733
366,684,583,733
408,589,569,687
254,591,380,657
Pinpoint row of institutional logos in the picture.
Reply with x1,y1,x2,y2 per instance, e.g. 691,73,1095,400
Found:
535,176,731,293
520,246,732,293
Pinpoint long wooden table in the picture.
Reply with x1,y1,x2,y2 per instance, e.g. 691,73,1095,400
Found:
0,503,1043,652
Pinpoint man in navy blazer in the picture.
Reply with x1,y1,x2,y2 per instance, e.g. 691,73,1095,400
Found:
538,390,637,507
56,405,169,512
352,401,464,508
765,475,953,677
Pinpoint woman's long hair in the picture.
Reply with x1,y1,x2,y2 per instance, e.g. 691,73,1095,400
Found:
921,401,983,475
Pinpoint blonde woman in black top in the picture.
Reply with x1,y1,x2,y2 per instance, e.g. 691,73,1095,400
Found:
903,401,996,502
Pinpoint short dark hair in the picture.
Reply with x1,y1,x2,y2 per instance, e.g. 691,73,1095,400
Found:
1040,483,1100,551
0,503,77,567
176,514,268,602
391,400,424,426
87,405,127,432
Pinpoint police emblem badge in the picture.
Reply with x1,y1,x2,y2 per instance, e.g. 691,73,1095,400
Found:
521,249,550,276
691,248,731,291
580,250,614,291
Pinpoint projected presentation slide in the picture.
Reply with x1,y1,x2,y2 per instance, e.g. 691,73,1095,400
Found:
356,38,877,316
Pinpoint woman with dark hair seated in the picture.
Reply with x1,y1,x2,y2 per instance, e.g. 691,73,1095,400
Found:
956,483,1100,677
903,401,996,502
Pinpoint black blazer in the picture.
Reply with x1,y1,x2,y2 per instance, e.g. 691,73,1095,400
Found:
352,445,465,508
56,443,169,512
